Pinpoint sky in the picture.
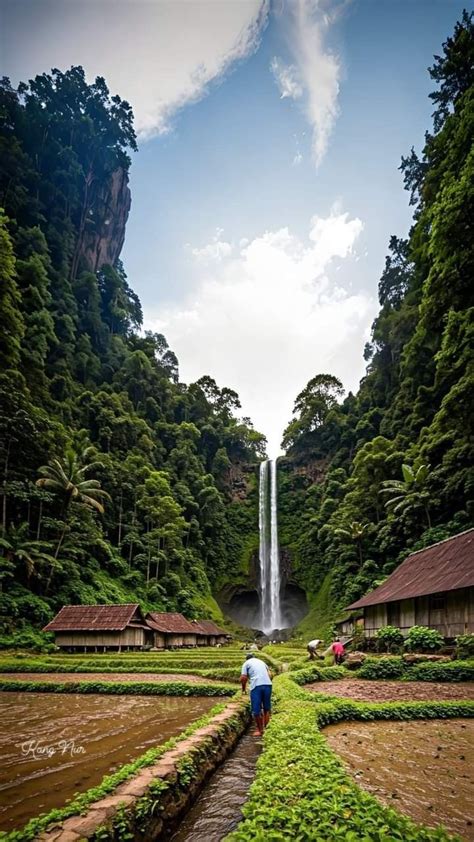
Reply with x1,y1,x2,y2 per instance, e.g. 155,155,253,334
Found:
1,0,467,456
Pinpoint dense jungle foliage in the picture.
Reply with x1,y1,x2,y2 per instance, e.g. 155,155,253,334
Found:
0,67,265,641
279,11,474,624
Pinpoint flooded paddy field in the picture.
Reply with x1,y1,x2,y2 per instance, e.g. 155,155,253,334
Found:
170,732,262,842
324,718,474,840
306,678,474,702
0,671,223,684
0,692,219,832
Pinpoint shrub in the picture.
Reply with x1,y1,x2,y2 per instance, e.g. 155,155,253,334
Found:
375,625,404,653
456,634,474,660
405,625,444,653
357,656,406,680
407,660,474,683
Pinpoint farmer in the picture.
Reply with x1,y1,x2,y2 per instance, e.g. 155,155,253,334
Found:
307,638,322,660
331,637,345,665
240,653,272,736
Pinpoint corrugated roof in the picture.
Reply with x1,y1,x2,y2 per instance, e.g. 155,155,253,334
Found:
43,604,142,632
347,529,474,610
145,612,197,634
192,619,228,636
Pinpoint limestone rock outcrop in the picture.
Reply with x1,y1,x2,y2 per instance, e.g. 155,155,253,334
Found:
79,167,131,273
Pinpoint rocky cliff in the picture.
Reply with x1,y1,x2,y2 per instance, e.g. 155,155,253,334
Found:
79,167,131,272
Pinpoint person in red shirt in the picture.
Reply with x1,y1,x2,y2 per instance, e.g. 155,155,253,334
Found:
331,638,345,665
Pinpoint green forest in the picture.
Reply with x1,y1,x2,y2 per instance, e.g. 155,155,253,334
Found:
0,12,473,646
0,67,266,645
278,11,473,635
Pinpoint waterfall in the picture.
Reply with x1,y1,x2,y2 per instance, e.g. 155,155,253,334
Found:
258,461,270,631
258,458,282,634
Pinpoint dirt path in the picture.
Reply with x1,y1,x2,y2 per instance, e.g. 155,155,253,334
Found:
305,678,474,701
0,671,223,684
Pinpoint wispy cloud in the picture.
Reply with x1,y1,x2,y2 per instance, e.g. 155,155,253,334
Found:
3,0,269,140
271,0,346,166
147,209,375,456
270,57,303,99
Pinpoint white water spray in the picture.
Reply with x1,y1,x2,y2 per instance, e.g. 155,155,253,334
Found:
258,458,282,633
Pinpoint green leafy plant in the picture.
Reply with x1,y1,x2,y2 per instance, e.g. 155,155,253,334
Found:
405,625,444,653
376,624,405,653
455,634,474,660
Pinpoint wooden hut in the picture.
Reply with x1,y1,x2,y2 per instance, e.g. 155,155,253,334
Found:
43,604,148,652
192,619,230,646
347,529,474,640
145,612,198,649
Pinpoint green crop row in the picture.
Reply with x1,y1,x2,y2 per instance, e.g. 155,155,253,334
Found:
226,672,473,841
0,679,234,696
0,659,243,680
291,664,347,684
357,657,474,682
0,699,236,842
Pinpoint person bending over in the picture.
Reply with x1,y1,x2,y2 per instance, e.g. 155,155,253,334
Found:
331,637,345,665
240,653,272,736
307,638,322,660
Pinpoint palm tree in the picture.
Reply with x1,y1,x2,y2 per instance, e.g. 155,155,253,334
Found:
0,524,56,585
334,521,367,566
380,462,431,527
36,448,110,561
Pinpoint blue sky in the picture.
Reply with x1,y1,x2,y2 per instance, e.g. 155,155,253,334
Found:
2,0,466,455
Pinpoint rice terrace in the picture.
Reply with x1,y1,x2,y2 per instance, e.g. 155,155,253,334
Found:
0,2,473,840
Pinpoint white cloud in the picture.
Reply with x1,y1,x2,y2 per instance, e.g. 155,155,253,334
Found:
146,210,377,457
4,0,269,139
191,230,233,263
270,58,303,99
271,0,345,166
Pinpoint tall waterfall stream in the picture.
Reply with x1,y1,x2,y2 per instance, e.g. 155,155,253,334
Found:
258,459,282,634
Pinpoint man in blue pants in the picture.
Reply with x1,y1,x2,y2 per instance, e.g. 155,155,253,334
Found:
240,653,273,736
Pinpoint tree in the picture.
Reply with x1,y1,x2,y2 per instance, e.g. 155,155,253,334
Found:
0,211,24,370
282,374,344,454
36,448,110,561
334,521,367,566
380,462,432,528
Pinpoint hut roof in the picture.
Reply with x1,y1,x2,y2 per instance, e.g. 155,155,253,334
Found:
347,529,474,610
145,612,197,634
43,604,144,632
192,619,229,636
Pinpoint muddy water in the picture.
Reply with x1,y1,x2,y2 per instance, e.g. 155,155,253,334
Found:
325,718,474,840
0,692,219,832
170,732,262,842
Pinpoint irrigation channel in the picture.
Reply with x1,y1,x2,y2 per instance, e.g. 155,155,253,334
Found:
170,732,262,842
0,692,218,832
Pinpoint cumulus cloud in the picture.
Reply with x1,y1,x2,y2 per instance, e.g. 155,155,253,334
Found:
3,0,269,139
146,210,376,456
271,0,345,166
190,229,233,263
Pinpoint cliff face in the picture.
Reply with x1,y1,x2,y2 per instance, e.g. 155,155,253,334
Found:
79,167,131,272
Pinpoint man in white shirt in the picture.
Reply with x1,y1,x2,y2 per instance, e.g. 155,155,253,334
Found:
240,653,273,736
307,638,322,660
